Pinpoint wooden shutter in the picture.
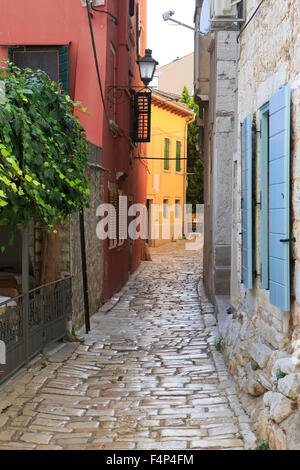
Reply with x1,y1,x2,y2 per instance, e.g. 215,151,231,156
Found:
129,0,135,16
164,138,170,170
176,141,181,172
133,92,151,143
241,114,253,288
118,190,126,246
59,45,69,93
269,84,291,311
108,189,117,249
260,104,269,289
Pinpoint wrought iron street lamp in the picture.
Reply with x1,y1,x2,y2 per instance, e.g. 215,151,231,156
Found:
106,49,158,143
137,49,159,87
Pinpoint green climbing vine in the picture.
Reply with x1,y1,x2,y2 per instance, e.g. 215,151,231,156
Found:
0,63,90,235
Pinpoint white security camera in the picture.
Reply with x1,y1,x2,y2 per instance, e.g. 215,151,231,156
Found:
162,10,175,21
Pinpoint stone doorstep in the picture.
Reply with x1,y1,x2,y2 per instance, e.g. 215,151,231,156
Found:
44,342,81,363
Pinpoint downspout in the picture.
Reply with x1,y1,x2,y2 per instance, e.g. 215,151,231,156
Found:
79,209,90,334
184,114,196,211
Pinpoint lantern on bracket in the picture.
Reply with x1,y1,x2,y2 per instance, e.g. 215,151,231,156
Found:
136,49,159,88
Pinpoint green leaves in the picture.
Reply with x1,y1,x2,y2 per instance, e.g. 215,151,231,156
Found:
0,148,10,157
0,64,90,229
179,85,203,207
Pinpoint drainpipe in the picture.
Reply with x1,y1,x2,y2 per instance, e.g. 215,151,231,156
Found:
22,225,29,360
79,209,90,334
185,114,196,209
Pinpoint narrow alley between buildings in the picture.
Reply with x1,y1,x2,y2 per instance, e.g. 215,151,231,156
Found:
0,241,257,450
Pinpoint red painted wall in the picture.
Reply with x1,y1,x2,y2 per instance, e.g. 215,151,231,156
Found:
102,0,148,300
0,0,147,303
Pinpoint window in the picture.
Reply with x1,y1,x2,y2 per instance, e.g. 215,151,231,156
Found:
243,84,291,311
9,45,69,93
164,138,170,170
176,141,181,172
175,199,181,219
163,199,169,219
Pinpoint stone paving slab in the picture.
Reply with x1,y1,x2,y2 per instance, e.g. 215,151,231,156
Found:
0,240,257,450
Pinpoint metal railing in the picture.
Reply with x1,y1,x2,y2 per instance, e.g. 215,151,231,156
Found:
0,276,72,384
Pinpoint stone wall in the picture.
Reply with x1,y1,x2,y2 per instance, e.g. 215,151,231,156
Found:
219,0,300,450
69,164,105,330
29,164,105,331
203,31,236,301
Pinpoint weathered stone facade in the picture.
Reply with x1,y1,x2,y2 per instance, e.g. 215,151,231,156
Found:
28,164,105,331
69,165,105,330
195,0,300,449
201,31,236,302
218,0,300,450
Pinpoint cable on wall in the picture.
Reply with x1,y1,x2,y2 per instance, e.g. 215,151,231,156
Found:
237,0,266,43
91,5,118,25
85,0,110,127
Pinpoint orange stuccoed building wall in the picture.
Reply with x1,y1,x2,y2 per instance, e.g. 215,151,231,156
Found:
0,1,148,312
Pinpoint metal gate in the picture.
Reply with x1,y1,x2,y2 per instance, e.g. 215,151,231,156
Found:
0,276,72,384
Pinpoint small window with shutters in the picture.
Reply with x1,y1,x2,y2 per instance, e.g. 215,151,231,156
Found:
8,45,69,93
257,84,291,311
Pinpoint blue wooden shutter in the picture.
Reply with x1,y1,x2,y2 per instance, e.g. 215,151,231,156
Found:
242,114,253,288
269,84,291,311
260,105,269,289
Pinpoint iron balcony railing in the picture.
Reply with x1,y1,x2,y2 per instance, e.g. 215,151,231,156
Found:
0,275,72,384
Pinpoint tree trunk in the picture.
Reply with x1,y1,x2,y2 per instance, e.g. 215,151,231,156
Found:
40,225,61,286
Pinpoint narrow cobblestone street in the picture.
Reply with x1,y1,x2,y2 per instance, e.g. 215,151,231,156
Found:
0,241,257,450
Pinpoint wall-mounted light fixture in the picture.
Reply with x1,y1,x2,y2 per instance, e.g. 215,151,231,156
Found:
107,49,159,104
107,49,159,143
136,49,159,88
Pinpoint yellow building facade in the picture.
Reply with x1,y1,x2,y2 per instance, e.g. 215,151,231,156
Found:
146,90,195,247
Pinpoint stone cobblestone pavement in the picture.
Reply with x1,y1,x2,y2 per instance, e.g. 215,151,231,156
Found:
0,240,258,450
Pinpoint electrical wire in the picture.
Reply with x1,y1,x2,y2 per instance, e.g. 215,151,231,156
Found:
134,157,189,160
91,5,118,25
85,0,110,128
237,0,266,43
152,129,189,136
